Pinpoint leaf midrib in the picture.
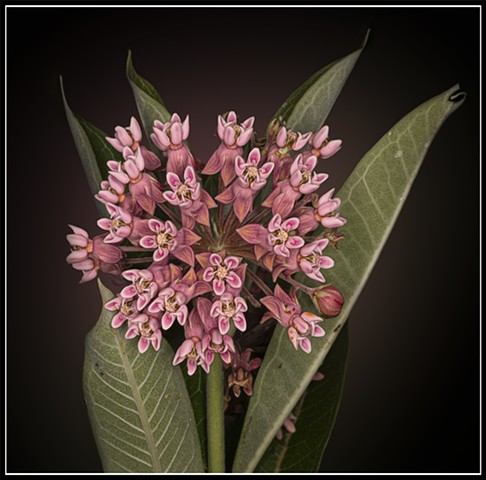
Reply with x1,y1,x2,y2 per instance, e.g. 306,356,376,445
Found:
113,329,162,472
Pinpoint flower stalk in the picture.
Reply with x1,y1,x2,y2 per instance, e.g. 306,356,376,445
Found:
207,354,225,473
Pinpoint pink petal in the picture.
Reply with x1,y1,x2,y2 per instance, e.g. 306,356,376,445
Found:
138,337,150,354
161,313,176,330
66,250,88,263
248,147,260,166
215,185,235,204
148,298,165,313
221,157,237,186
213,279,225,296
104,298,121,311
170,121,183,145
274,243,290,257
203,268,215,282
106,136,123,151
166,172,181,190
321,139,342,159
66,233,88,247
299,182,320,194
312,324,326,337
299,337,312,353
181,115,190,140
202,151,223,175
236,224,267,244
304,155,317,172
236,128,253,147
115,126,131,146
313,125,329,148
282,217,300,231
187,359,197,376
235,155,246,176
68,225,89,237
276,127,287,148
140,235,157,249
125,325,139,339
209,254,222,266
295,132,312,150
226,271,242,289
224,256,240,269
71,259,95,271
286,236,305,249
218,316,230,335
172,245,195,266
120,285,137,298
268,214,282,232
233,193,252,223
321,216,346,228
288,327,299,350
319,256,334,269
80,270,98,283
111,312,127,328
233,313,247,332
224,127,236,146
153,247,169,263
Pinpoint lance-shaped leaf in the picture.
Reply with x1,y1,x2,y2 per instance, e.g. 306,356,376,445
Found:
83,280,204,473
233,85,466,472
272,30,369,133
60,76,122,216
126,50,171,144
256,324,349,473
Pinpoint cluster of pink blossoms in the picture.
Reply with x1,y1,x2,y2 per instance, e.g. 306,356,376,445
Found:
66,111,346,395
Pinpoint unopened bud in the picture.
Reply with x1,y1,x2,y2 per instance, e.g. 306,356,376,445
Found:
313,285,344,318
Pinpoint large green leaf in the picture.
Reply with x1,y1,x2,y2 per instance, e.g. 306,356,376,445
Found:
126,51,171,144
60,77,122,216
83,280,204,473
256,324,349,473
273,30,369,133
233,85,466,472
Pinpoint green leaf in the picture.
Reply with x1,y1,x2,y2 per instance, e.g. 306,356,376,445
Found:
181,368,207,471
126,50,171,143
273,30,369,132
256,325,349,473
83,280,205,473
60,76,121,216
232,85,466,472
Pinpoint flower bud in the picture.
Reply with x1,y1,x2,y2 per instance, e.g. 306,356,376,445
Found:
313,285,344,318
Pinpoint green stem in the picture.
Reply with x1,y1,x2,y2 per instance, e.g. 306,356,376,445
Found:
207,355,225,473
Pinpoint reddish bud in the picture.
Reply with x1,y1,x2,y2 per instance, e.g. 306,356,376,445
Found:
313,285,344,318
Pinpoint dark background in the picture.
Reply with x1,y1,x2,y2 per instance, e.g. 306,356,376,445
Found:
6,6,480,474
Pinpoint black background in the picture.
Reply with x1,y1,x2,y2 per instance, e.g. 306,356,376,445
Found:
6,6,480,473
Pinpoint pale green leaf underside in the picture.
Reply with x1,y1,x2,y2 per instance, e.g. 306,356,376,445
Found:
126,51,171,144
233,85,465,472
256,325,349,473
83,280,204,473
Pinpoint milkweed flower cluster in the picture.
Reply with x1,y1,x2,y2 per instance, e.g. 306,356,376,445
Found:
66,111,346,395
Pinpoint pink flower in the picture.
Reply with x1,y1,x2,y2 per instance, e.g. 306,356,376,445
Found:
125,313,163,353
261,285,325,353
107,149,164,215
66,226,123,283
299,239,334,282
202,111,254,186
147,287,188,330
163,166,216,229
202,319,236,366
267,214,305,258
315,188,347,228
289,154,328,194
227,349,262,397
140,146,161,171
120,269,159,311
139,218,201,266
173,299,210,375
309,125,342,159
96,174,127,206
268,126,312,182
97,203,133,243
151,114,196,177
210,293,248,335
276,412,297,440
216,148,274,222
105,295,139,329
202,254,243,296
106,116,142,152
